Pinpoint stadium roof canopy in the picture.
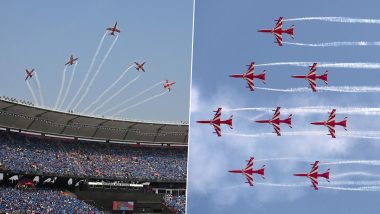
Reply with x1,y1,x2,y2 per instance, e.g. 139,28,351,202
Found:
0,99,188,145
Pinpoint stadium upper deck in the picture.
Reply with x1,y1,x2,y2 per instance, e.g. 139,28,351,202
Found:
0,99,188,145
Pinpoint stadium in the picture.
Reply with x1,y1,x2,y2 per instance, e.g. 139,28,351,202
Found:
0,98,188,213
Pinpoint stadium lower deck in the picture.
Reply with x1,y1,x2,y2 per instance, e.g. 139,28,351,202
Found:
0,130,187,213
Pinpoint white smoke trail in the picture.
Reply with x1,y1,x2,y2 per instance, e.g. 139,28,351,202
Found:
83,64,134,113
256,86,380,93
257,182,380,191
89,74,141,115
320,160,380,166
318,186,380,191
33,71,44,107
113,90,168,116
225,131,380,140
255,182,307,188
59,63,78,109
100,81,165,115
255,62,380,69
255,87,310,92
328,181,380,186
225,107,283,112
248,113,267,122
284,17,380,24
332,172,380,179
225,131,325,138
54,66,68,109
283,41,380,47
66,31,107,111
227,106,380,116
26,81,39,106
73,34,119,111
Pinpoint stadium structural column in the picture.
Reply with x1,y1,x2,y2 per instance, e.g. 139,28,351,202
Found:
122,123,138,141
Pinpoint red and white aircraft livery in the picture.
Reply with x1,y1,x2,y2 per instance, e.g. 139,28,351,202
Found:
196,107,233,137
65,55,79,66
257,17,294,46
134,62,146,72
163,80,176,92
255,107,292,136
228,157,265,187
25,69,34,81
311,109,347,138
294,161,330,190
291,63,328,92
246,61,255,70
106,22,121,36
229,62,266,91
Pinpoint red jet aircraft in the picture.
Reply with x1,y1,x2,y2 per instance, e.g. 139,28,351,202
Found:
25,69,34,81
196,107,233,137
294,161,330,190
228,157,265,187
106,22,121,36
163,80,176,92
134,62,146,72
257,17,294,46
229,62,266,91
311,109,347,138
255,107,292,136
291,63,328,92
65,55,78,66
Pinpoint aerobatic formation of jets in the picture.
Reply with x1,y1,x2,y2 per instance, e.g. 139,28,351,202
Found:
197,17,354,190
195,17,357,190
193,17,362,190
230,157,330,190
23,21,177,115
230,62,329,92
199,106,347,138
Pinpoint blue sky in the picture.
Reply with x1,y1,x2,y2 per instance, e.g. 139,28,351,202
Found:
188,0,380,213
0,0,193,122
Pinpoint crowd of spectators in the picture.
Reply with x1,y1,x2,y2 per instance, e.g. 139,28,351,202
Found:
0,131,187,182
0,186,100,213
163,194,186,214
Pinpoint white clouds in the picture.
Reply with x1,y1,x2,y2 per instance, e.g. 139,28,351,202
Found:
188,83,380,207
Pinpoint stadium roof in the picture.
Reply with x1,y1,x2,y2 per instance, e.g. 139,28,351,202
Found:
0,99,188,145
